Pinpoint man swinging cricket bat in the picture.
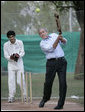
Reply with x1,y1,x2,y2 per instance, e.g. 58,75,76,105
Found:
38,12,68,109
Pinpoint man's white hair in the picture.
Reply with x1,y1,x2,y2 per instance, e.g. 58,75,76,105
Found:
38,28,48,33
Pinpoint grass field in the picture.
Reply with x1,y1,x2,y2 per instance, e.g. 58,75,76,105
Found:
1,73,84,105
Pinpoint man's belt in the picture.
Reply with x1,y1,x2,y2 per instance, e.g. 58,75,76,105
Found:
47,57,64,61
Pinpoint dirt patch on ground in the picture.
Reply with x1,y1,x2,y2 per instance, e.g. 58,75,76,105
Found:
1,99,84,111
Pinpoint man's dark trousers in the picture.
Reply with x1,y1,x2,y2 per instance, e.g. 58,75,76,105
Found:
42,57,67,107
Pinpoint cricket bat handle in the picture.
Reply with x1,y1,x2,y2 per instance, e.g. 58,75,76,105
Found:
54,12,62,35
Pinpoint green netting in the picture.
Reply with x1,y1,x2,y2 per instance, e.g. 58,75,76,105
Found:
1,32,80,73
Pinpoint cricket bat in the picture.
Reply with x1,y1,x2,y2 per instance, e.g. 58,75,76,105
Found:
54,12,62,35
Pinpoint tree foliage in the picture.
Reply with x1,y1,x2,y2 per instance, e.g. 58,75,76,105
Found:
1,1,79,35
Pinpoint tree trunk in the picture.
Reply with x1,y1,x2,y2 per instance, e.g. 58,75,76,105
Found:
74,9,84,79
74,28,84,79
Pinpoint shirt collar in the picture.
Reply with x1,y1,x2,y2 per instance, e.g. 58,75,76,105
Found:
43,36,51,40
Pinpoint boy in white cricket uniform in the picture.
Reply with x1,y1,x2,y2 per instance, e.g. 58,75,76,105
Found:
3,31,26,103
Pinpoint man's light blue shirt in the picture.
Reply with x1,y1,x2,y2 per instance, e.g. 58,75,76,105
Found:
40,33,67,59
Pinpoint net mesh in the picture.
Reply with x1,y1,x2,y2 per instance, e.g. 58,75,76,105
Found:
1,32,80,73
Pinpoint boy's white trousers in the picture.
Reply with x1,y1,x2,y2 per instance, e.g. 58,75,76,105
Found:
8,69,26,98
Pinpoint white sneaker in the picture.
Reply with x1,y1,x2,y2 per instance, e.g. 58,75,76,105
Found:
8,97,15,103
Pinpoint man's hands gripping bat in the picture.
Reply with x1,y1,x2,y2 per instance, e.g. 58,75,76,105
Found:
54,12,62,35
54,12,66,45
